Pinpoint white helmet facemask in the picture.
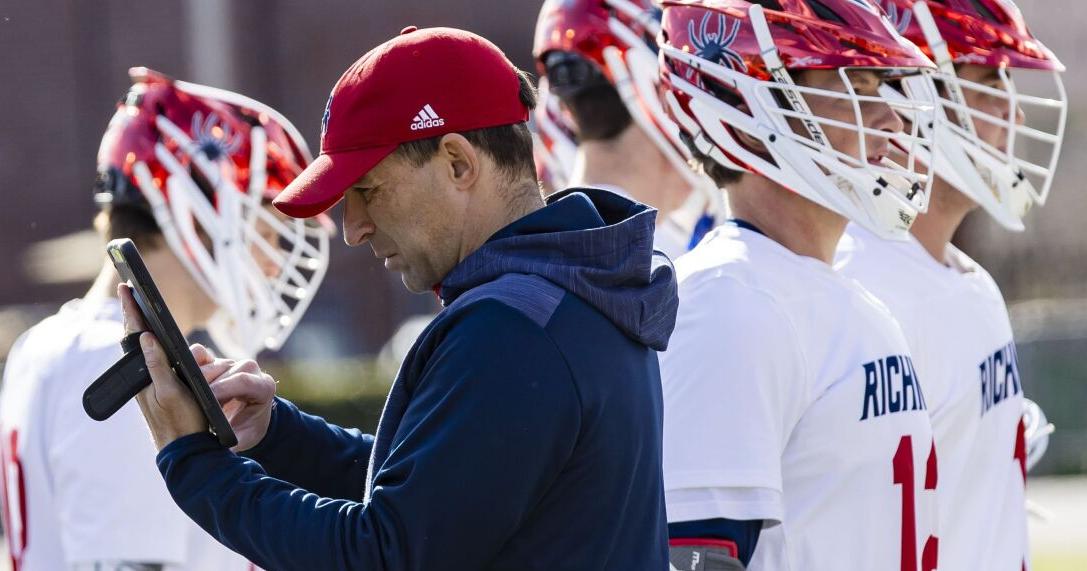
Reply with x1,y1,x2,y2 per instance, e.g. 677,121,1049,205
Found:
130,102,330,359
892,1,1067,231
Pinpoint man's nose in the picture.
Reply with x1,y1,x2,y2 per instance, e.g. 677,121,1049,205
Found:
868,99,904,135
343,195,376,247
260,255,281,279
1011,102,1026,127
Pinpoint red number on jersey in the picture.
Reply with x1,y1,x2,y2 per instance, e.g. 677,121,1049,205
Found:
1014,417,1027,481
892,435,938,571
0,428,27,571
1015,418,1028,571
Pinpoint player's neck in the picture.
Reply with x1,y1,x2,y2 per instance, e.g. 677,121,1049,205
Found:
140,247,214,336
569,125,690,219
84,255,204,335
729,175,848,264
909,180,977,267
85,260,122,305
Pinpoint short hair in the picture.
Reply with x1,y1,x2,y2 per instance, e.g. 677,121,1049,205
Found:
678,69,826,188
680,131,744,188
93,204,163,251
543,51,632,141
393,67,538,183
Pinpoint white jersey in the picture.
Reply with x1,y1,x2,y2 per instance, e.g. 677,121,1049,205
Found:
661,224,938,571
588,183,718,260
837,224,1028,571
0,297,253,571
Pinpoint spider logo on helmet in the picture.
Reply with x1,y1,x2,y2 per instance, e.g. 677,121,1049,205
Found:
190,111,243,162
688,11,746,73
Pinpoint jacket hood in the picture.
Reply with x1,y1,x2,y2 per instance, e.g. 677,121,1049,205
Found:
439,187,678,350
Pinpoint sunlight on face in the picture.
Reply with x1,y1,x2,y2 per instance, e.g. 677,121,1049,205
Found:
342,154,464,293
790,69,905,167
956,64,1024,153
250,204,287,280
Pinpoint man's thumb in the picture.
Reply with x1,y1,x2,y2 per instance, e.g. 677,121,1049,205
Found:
140,333,170,379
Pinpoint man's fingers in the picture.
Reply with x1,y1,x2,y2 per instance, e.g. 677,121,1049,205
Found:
229,359,262,376
191,343,217,366
140,333,167,373
210,372,276,405
140,333,183,400
117,284,148,334
201,359,237,384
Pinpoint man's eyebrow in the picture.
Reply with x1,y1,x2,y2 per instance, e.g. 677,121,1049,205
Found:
844,70,876,89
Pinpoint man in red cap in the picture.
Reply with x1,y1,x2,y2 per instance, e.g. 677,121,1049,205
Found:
120,26,677,569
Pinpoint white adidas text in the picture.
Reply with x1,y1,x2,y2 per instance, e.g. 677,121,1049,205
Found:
410,104,445,131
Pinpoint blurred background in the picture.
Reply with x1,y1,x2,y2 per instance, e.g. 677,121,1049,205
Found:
0,0,1084,568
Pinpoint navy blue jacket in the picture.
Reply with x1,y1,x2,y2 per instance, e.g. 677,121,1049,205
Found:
156,188,679,570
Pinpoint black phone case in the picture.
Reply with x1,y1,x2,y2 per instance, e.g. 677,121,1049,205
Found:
81,238,238,448
83,340,150,421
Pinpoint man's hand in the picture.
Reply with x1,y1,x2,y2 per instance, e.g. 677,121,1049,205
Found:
119,284,206,450
203,352,278,452
118,284,278,452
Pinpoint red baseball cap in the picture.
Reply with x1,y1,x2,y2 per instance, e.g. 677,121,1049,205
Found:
273,26,530,218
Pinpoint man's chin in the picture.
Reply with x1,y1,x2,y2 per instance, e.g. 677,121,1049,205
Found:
400,273,432,295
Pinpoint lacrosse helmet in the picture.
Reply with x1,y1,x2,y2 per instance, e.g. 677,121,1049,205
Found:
875,0,1066,230
533,0,724,216
659,0,941,239
94,67,331,358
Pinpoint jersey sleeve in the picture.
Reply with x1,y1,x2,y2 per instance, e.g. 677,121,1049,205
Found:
660,274,807,524
49,367,192,566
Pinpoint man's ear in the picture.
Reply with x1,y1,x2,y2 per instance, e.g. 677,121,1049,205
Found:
730,102,768,154
734,127,768,155
438,133,481,191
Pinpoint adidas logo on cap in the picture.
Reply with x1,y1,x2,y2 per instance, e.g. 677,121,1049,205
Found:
410,104,445,131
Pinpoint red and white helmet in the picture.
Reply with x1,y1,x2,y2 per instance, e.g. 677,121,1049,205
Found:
875,0,1066,230
659,0,940,239
94,67,331,358
533,0,725,217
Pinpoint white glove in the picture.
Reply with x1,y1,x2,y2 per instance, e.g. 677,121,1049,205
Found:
1022,398,1055,473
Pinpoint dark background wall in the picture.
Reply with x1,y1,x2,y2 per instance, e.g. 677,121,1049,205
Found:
0,0,542,352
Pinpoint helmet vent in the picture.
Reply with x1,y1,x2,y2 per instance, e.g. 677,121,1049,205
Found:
968,0,1001,23
805,0,847,25
751,0,785,10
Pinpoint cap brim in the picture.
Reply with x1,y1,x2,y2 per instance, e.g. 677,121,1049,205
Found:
273,144,397,218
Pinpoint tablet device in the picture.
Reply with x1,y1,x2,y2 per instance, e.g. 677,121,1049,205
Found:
82,238,238,448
